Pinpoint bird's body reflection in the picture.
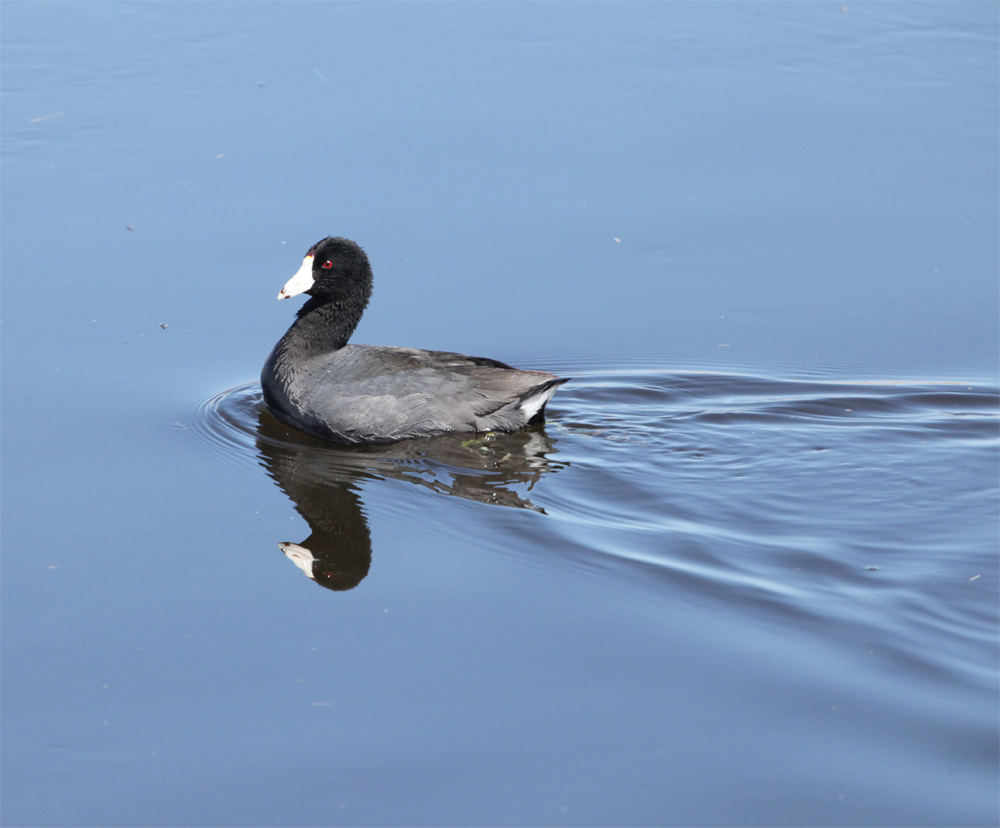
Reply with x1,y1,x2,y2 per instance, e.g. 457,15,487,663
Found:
254,408,566,591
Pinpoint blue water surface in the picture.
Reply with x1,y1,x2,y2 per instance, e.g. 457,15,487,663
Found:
2,3,997,826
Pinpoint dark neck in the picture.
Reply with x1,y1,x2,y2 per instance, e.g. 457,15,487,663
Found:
277,285,370,360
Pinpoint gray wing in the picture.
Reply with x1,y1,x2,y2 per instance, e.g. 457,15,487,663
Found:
297,346,567,443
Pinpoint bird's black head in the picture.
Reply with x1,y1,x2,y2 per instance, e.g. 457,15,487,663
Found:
277,236,373,301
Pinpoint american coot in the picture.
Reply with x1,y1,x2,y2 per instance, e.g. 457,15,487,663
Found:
261,237,568,444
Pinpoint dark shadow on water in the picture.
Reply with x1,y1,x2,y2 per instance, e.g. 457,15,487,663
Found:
253,406,566,592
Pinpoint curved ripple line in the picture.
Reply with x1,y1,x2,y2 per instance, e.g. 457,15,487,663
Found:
191,372,998,461
189,382,570,503
189,382,267,466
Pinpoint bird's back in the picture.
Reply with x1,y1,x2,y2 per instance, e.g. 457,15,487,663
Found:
262,344,567,444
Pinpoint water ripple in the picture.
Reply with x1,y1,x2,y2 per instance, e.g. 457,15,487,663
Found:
190,381,569,512
537,369,998,689
191,368,998,685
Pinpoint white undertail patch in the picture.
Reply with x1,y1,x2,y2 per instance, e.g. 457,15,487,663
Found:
519,384,560,422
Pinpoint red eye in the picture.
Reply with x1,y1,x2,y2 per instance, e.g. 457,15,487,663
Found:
321,260,333,269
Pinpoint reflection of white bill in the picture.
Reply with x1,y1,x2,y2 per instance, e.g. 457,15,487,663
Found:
253,399,566,592
279,542,315,579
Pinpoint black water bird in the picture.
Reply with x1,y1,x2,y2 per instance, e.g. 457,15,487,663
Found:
261,237,568,444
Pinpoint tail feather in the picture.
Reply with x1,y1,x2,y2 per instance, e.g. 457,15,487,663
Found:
519,377,570,425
